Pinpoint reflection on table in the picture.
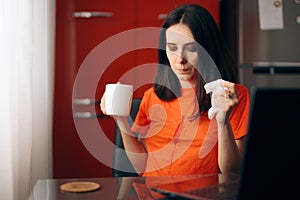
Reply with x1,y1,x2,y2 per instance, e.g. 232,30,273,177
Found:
32,173,237,200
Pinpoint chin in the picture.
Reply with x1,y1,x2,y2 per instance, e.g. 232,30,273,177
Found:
178,75,193,81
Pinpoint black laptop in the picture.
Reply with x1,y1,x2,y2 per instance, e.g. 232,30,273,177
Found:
151,87,300,200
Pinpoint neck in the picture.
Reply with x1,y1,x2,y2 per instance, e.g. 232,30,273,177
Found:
180,77,196,88
180,81,194,88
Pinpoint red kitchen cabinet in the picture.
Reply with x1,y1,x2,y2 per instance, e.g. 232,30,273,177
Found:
54,0,136,178
53,0,219,178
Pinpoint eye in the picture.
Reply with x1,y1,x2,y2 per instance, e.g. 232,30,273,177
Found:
186,44,197,52
167,44,177,52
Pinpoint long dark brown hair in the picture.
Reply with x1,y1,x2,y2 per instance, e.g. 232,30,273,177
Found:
154,4,238,115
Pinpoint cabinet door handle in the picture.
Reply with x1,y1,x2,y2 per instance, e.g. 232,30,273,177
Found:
73,98,100,105
73,11,114,18
297,16,300,24
73,112,104,119
157,13,168,20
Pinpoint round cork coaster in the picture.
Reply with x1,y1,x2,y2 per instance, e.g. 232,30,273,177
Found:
60,181,101,193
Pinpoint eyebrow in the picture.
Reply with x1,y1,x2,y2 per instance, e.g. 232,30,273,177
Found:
166,42,196,46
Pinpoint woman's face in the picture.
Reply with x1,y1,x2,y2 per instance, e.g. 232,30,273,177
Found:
166,23,198,86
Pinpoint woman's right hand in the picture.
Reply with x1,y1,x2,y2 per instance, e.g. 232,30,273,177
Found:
100,92,107,115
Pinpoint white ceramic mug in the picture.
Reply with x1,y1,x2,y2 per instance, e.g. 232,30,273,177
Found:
105,82,133,116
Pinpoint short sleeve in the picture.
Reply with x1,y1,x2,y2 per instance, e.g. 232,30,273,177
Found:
229,84,251,139
131,89,152,134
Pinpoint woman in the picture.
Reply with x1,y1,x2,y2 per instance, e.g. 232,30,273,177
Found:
101,4,250,176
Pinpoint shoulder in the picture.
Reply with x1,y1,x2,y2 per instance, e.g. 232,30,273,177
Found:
235,84,250,101
139,87,159,111
141,87,174,109
233,83,251,115
143,87,160,102
235,83,248,93
144,87,155,96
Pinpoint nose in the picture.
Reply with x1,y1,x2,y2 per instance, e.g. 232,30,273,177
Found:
175,50,187,64
178,56,187,64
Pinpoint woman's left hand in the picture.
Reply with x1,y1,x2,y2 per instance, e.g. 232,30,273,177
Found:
213,81,239,125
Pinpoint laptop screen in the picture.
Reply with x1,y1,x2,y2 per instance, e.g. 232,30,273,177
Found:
238,87,300,199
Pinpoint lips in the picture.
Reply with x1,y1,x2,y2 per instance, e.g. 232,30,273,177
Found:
177,68,191,74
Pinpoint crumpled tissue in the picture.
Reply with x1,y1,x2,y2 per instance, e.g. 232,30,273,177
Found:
204,79,226,119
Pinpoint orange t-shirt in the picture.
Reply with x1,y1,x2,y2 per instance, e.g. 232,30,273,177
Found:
131,84,250,176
